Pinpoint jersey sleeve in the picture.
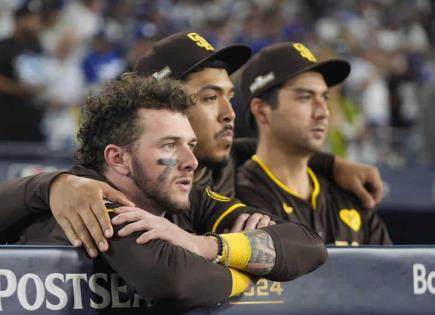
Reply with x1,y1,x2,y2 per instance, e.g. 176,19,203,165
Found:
103,211,233,311
187,188,327,282
188,186,286,234
0,171,66,242
261,223,327,281
364,207,393,245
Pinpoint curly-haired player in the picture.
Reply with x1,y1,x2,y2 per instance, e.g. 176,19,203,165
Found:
2,74,326,311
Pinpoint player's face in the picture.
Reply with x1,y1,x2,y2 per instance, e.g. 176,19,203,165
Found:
183,68,236,167
128,109,198,214
270,71,330,155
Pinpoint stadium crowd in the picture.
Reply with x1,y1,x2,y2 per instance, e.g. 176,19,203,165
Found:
0,0,434,166
0,1,433,312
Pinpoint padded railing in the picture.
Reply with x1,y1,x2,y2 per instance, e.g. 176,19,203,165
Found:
0,246,434,314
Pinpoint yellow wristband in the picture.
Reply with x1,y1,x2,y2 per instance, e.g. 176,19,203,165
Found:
220,233,251,270
229,268,252,297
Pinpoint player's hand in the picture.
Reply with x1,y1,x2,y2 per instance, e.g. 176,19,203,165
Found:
112,207,213,258
229,213,276,232
333,157,384,209
49,174,134,257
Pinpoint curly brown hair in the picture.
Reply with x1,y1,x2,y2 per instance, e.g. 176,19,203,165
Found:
75,73,193,174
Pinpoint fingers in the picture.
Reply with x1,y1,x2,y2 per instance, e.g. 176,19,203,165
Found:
77,205,109,252
113,206,153,215
230,213,274,232
93,182,134,239
135,228,181,245
56,216,81,247
136,230,158,244
353,181,375,209
256,215,271,229
113,209,165,237
111,210,148,225
371,184,384,205
53,210,98,257
112,206,136,214
117,220,151,237
244,213,267,230
367,168,384,204
102,183,135,207
90,187,114,239
230,213,250,233
70,214,99,258
49,175,112,254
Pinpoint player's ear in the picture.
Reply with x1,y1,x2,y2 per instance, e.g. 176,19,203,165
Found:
250,98,271,126
104,144,131,176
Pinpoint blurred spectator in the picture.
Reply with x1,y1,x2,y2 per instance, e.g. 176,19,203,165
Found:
60,0,103,51
0,0,46,142
0,0,433,167
38,0,84,150
102,0,135,49
0,0,20,40
82,31,125,89
40,0,103,62
124,23,158,72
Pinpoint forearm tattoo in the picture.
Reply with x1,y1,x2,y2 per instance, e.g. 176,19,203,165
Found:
244,229,276,275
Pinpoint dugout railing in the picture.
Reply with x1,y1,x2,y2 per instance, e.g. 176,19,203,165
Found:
0,246,433,314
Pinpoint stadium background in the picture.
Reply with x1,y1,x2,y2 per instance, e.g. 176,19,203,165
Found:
1,1,435,314
0,0,435,244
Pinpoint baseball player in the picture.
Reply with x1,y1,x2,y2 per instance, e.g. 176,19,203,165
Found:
6,74,326,311
236,42,392,245
0,32,386,255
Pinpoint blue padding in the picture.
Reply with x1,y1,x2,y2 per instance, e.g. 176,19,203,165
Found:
0,246,434,314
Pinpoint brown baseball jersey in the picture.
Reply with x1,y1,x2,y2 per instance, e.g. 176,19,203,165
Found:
236,155,392,246
0,165,327,311
195,137,335,198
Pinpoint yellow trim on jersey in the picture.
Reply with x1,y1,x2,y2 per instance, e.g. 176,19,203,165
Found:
307,168,320,209
335,240,360,247
251,155,320,209
229,268,252,297
106,209,114,213
335,240,350,246
205,187,231,202
282,202,294,214
212,203,247,232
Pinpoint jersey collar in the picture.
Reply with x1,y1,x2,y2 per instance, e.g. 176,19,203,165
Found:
251,154,320,209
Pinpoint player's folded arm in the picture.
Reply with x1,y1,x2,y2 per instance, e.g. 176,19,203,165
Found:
102,222,235,311
190,188,286,234
192,192,327,281
261,223,328,281
0,171,66,241
216,223,327,281
0,169,91,238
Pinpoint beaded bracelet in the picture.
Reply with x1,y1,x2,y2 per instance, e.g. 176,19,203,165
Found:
204,231,224,264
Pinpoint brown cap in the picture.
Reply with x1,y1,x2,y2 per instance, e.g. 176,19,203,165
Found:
134,31,252,80
240,42,351,105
